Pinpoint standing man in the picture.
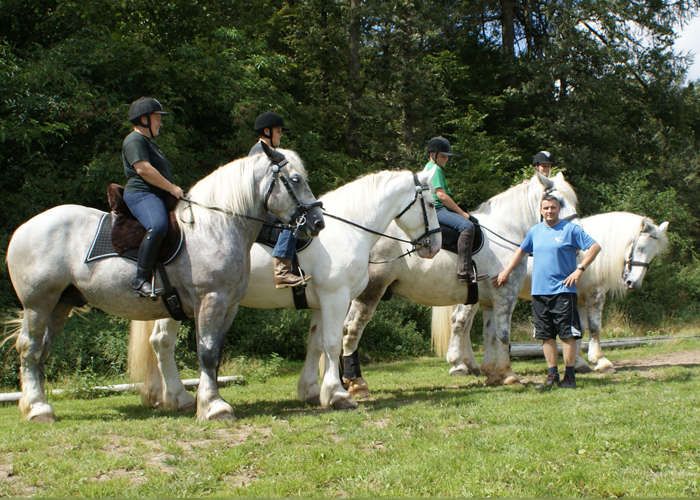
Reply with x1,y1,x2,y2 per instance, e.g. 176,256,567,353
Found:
423,136,487,283
533,150,554,177
493,194,601,388
250,111,310,288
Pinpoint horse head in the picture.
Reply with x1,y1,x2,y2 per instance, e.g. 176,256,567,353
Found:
536,171,579,222
623,218,669,290
393,170,441,258
260,143,325,239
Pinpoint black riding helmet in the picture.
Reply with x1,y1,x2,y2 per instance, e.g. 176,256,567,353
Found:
426,136,454,157
533,151,554,165
129,97,169,137
254,112,290,139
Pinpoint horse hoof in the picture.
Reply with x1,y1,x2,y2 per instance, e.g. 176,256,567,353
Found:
25,402,57,423
199,400,236,421
595,360,616,374
449,366,469,377
484,377,503,387
348,386,371,399
469,368,482,376
503,375,521,385
305,395,322,406
178,400,196,412
331,396,358,410
574,364,593,374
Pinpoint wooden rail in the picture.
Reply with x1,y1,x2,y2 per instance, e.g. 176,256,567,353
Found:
510,335,698,358
0,375,245,406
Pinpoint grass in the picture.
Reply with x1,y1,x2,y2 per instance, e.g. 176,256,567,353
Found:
1,337,699,497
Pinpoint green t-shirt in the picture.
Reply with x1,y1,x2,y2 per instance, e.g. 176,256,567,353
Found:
122,131,174,198
422,161,451,208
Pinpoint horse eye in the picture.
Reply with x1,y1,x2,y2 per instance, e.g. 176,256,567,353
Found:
291,174,301,183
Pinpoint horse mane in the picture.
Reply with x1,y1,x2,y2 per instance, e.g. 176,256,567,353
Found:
581,212,668,297
177,149,307,232
473,173,578,230
319,170,411,221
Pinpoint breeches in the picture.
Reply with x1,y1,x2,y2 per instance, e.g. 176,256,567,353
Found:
123,191,168,238
436,207,474,233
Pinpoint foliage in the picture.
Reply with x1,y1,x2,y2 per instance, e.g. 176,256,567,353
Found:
1,0,700,378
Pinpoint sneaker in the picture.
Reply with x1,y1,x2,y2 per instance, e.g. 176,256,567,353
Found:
558,374,576,389
535,373,559,390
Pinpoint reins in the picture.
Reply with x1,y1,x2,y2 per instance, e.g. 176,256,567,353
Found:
320,174,441,265
479,212,580,249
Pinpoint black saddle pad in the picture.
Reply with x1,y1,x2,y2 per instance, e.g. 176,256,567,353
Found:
441,223,484,255
85,213,183,265
255,213,312,252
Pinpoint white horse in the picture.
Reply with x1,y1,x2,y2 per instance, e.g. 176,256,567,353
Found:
129,170,442,412
435,212,669,376
6,146,324,422
339,172,580,394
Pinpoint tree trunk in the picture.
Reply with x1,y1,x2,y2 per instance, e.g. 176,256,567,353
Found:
347,0,361,159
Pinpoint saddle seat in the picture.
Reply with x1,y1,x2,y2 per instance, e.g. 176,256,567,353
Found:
440,223,484,255
107,183,181,262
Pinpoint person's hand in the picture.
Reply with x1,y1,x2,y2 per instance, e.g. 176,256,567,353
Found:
170,184,185,199
492,270,509,288
563,269,583,288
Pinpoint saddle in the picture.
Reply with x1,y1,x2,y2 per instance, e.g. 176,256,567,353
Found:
107,183,181,261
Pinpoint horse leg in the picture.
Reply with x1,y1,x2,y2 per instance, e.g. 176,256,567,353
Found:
298,310,323,406
150,319,196,411
342,288,387,398
573,299,593,374
195,297,237,421
320,295,358,410
447,304,481,376
17,300,72,422
483,297,520,386
584,287,614,373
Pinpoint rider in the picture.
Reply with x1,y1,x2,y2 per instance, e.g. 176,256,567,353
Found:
533,150,554,177
122,97,184,297
423,137,487,284
249,111,310,288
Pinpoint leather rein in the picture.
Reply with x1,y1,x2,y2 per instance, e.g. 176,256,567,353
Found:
321,174,441,264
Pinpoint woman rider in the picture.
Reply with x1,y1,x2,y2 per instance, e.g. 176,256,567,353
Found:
533,150,554,177
422,136,487,284
122,97,184,297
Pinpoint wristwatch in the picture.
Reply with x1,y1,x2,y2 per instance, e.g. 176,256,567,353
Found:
576,264,586,272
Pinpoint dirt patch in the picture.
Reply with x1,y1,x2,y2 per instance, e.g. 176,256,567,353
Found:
213,424,272,446
147,453,177,474
364,418,390,429
614,349,700,370
90,468,147,486
222,465,262,488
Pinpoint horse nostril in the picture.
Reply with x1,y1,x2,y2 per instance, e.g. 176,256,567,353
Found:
316,219,326,231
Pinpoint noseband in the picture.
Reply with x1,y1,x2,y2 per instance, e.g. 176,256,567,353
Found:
622,221,655,281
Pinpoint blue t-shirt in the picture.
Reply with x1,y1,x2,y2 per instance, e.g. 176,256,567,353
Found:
520,220,597,295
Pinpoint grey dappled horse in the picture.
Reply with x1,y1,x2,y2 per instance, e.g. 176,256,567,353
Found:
129,170,442,412
6,146,323,422
341,172,579,394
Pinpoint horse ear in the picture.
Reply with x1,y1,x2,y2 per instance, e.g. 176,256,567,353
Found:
261,141,287,165
555,172,565,181
658,221,669,233
261,141,273,158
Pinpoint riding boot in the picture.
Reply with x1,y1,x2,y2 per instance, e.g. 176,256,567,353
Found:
457,229,488,284
132,228,164,297
273,257,311,288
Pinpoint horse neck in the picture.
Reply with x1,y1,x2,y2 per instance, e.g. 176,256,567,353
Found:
322,173,412,245
473,181,542,239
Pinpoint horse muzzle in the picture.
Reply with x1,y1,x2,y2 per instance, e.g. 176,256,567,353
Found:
416,232,442,259
293,204,325,239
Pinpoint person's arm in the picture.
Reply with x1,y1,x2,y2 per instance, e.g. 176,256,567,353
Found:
435,188,470,219
563,242,601,288
492,248,528,288
133,161,184,198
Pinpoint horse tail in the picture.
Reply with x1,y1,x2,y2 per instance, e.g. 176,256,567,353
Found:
129,320,158,383
431,306,456,358
0,309,24,349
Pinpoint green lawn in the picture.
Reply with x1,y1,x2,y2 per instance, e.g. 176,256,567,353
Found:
1,337,699,497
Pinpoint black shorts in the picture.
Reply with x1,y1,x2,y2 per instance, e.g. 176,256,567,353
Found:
531,293,582,341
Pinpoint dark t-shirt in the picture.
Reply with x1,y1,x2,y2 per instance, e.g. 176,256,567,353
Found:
122,131,174,197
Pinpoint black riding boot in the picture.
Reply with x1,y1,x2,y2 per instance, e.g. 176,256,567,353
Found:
132,228,164,297
457,229,488,284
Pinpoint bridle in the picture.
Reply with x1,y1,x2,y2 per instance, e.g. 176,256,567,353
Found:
262,157,323,234
622,221,656,281
181,155,322,232
322,174,441,264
